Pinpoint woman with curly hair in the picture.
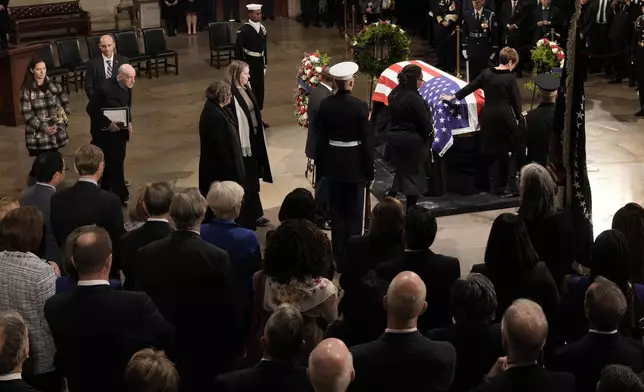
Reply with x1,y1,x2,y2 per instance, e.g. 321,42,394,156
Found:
246,219,338,366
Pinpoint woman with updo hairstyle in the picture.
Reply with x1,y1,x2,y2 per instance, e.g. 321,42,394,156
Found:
612,203,644,283
384,64,433,209
198,80,246,222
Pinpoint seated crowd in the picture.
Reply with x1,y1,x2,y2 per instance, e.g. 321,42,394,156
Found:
2,144,644,392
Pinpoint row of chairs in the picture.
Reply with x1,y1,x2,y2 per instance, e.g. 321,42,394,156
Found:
31,28,179,94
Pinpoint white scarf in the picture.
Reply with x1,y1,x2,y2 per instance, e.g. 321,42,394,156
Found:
233,96,252,157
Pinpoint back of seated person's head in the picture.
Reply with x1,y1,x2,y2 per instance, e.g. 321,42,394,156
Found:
403,205,437,250
585,276,628,332
125,349,179,392
170,188,206,231
128,184,150,223
74,144,104,178
501,299,548,363
598,364,644,392
32,151,65,186
71,226,113,280
384,271,427,328
518,163,557,221
369,196,404,239
0,311,29,376
612,203,644,283
144,182,174,218
308,338,354,392
262,304,304,361
0,197,19,221
278,188,316,223
591,230,632,293
0,206,43,253
264,219,332,283
206,181,244,220
485,213,539,273
451,273,497,326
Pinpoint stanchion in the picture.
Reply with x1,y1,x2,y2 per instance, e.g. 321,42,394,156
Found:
352,6,356,37
344,0,349,60
455,25,462,79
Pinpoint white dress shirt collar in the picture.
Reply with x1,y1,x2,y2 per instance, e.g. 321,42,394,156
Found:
36,182,56,191
385,327,418,333
77,280,110,286
78,178,98,186
0,374,22,381
147,218,169,223
102,54,114,62
589,329,618,335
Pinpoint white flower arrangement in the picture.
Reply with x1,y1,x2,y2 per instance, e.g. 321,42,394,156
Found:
294,51,331,127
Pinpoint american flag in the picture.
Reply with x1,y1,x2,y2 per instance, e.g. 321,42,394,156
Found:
373,60,485,157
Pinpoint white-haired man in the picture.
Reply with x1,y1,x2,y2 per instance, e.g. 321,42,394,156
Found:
89,63,136,206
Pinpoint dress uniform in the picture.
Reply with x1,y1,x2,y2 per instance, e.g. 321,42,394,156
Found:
235,4,267,111
431,0,459,72
315,61,374,268
462,2,498,81
634,11,644,116
523,73,558,167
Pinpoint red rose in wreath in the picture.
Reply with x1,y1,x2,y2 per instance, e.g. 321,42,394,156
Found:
556,52,564,61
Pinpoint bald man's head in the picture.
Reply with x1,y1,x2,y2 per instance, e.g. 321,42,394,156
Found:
501,299,548,362
118,64,136,88
99,35,115,58
308,339,354,392
384,271,427,323
71,226,112,278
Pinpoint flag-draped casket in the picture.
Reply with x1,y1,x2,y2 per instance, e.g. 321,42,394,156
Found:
373,60,485,156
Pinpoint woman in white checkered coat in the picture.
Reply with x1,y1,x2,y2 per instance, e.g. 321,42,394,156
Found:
20,57,70,160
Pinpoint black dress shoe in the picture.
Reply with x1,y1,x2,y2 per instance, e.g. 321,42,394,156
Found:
317,221,332,231
635,109,644,117
256,216,270,227
608,78,622,84
262,121,270,129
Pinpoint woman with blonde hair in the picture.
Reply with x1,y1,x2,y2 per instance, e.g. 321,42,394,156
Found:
125,183,150,231
224,60,273,231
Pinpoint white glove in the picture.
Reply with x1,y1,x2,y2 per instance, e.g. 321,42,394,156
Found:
490,52,495,60
264,67,267,75
462,50,468,59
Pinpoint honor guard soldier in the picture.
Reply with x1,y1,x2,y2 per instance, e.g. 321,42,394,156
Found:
462,0,498,81
235,4,269,127
315,61,374,270
431,0,459,73
522,73,558,167
634,7,644,116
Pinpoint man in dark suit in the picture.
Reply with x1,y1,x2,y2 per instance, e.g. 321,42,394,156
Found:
305,67,334,230
349,271,457,392
607,0,638,83
83,35,128,101
121,181,174,290
586,0,613,74
0,0,8,50
472,299,576,392
377,206,460,331
550,277,643,392
44,226,173,392
427,274,504,392
309,338,355,392
316,61,374,268
50,144,125,277
500,0,530,77
216,304,313,392
0,311,40,392
19,151,66,264
136,188,242,392
532,0,564,42
89,63,135,205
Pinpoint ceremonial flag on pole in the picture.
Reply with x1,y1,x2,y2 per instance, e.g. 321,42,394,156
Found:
553,1,593,265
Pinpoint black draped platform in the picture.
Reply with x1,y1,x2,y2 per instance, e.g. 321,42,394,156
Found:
372,133,520,217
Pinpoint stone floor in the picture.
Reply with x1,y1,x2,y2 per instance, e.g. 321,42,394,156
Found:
1,19,643,275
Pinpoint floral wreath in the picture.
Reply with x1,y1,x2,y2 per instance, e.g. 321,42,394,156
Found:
352,20,411,78
526,38,565,90
294,50,331,127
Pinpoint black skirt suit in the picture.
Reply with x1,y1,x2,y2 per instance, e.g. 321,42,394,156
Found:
386,85,434,196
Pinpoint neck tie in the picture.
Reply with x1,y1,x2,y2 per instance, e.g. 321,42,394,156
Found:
476,12,480,20
512,1,517,15
106,60,112,78
599,0,604,23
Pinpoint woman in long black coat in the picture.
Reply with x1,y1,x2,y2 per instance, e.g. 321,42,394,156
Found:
225,60,273,230
385,64,433,209
441,46,523,194
198,81,246,202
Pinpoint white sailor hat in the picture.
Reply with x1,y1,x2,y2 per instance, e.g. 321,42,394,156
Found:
329,61,359,81
246,3,262,10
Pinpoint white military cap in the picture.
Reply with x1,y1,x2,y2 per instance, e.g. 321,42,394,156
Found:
329,61,359,81
246,3,262,10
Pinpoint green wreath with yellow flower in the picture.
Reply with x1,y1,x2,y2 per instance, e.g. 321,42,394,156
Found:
352,20,412,78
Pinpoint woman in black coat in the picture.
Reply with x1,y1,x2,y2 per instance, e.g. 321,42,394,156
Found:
385,64,433,209
225,60,273,230
441,47,523,194
198,81,246,203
